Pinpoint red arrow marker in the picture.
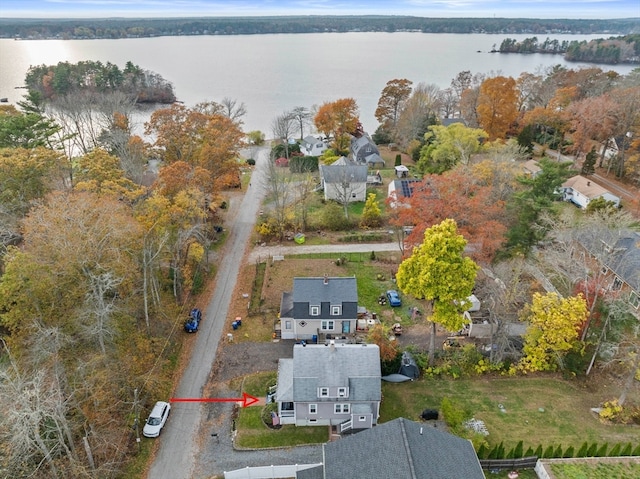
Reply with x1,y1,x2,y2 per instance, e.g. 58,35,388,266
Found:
170,392,259,408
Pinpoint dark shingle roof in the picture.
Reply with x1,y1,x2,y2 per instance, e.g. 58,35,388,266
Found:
292,277,358,303
321,418,485,479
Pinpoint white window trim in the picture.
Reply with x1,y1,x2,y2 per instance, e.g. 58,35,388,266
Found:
310,305,320,316
331,305,341,316
612,276,623,291
358,416,367,421
337,387,348,398
321,320,335,331
334,404,350,414
318,387,329,398
309,404,317,414
630,292,640,309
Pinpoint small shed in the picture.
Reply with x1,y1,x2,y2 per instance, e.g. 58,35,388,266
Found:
394,165,409,178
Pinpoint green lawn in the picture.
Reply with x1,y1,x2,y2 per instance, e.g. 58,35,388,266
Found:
549,460,640,479
381,376,638,453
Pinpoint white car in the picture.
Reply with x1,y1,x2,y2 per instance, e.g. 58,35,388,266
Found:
143,401,171,438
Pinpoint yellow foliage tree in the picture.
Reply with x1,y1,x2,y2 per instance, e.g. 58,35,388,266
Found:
519,292,588,373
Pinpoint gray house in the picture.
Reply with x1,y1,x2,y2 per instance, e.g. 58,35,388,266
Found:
275,342,381,430
279,276,358,340
350,135,385,168
576,228,640,318
296,417,485,479
318,163,368,203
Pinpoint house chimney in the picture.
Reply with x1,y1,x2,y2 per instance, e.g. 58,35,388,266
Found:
323,275,328,285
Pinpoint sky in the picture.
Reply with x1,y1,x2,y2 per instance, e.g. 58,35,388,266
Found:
0,0,638,20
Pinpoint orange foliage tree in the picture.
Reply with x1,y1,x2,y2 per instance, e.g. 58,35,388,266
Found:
313,98,359,154
392,168,507,264
476,76,519,140
145,101,245,192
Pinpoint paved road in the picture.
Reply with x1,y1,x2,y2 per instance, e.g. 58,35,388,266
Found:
592,172,637,202
147,148,269,479
147,151,404,478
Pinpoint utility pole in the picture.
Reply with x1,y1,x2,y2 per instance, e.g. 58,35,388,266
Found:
133,388,141,451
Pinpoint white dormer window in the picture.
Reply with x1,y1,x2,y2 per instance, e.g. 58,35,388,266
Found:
331,305,341,316
318,387,329,398
337,387,348,398
310,305,320,316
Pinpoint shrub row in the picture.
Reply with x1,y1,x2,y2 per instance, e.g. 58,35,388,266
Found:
476,440,640,460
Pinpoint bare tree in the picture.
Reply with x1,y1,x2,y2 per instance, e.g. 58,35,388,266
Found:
220,97,248,124
0,336,79,478
289,106,312,140
292,172,316,231
477,260,531,364
329,165,363,219
82,269,123,354
537,207,637,340
264,154,293,240
271,111,297,158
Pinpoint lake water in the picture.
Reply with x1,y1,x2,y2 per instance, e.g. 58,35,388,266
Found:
0,33,636,135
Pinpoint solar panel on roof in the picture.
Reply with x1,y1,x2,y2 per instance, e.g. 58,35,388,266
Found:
401,181,412,198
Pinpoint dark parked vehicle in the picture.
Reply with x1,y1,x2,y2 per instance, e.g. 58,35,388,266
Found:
184,308,202,333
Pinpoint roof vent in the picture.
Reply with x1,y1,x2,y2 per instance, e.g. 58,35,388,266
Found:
323,275,328,285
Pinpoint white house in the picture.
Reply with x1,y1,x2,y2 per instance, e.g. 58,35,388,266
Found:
561,175,620,209
300,135,329,156
319,163,368,203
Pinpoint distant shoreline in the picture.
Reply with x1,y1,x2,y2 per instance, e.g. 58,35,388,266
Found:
1,16,638,40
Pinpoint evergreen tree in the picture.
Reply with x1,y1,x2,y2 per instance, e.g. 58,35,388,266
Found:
608,443,621,457
534,445,543,457
553,445,563,458
564,446,575,458
543,445,555,458
587,443,598,456
620,443,633,456
576,442,589,457
503,158,572,256
596,443,608,457
513,440,524,459
581,146,597,175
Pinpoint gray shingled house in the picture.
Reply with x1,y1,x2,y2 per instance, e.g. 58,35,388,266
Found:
279,276,358,341
275,343,381,431
576,228,640,318
350,135,385,168
296,417,485,479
